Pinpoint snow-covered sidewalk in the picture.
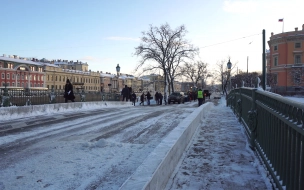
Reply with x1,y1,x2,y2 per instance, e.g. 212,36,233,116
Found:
166,98,273,190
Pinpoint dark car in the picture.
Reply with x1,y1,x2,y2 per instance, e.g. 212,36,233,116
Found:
168,92,184,104
203,90,211,99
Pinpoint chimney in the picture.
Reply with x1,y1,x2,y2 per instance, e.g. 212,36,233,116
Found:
295,27,298,31
271,32,273,36
302,24,304,31
3,54,6,57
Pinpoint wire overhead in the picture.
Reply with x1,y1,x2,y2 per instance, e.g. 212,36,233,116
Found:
200,33,261,49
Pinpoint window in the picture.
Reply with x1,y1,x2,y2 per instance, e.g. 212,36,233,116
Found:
295,42,301,48
1,73,4,79
274,45,278,51
12,82,15,86
12,74,15,79
22,75,24,80
274,57,278,66
295,55,301,64
6,73,10,79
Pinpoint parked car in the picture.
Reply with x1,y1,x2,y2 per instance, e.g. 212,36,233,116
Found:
168,92,184,104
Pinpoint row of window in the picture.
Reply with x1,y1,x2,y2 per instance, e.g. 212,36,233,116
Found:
273,55,302,66
46,85,99,91
1,82,43,87
46,75,99,83
1,73,43,81
0,63,43,72
273,42,302,51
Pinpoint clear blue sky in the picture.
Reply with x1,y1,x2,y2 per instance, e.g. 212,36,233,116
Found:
1,0,303,77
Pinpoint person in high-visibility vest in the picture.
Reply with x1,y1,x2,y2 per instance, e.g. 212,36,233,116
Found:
197,89,203,106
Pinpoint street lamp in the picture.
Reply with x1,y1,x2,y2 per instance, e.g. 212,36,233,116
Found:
116,64,120,93
227,59,232,92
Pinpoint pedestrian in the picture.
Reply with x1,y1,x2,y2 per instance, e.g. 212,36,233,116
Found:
140,92,145,105
64,79,75,103
159,92,163,105
197,88,203,106
155,92,159,105
146,91,151,105
121,85,130,101
131,91,136,106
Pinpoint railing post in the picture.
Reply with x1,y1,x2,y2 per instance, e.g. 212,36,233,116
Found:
49,88,56,104
248,89,257,149
80,89,86,102
1,84,11,107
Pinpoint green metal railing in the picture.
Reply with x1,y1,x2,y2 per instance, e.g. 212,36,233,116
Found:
0,88,121,107
227,88,304,190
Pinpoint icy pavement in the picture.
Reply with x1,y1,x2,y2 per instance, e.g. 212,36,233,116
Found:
165,98,273,190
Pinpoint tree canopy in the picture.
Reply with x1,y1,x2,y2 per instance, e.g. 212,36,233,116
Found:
135,23,198,93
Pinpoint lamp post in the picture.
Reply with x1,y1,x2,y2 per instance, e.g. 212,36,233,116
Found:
116,64,120,92
227,59,232,92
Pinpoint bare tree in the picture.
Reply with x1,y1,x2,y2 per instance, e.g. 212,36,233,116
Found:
180,61,211,88
213,58,237,96
134,23,198,93
289,67,304,91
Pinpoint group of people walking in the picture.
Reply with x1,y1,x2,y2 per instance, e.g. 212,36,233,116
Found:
121,85,168,106
63,81,208,107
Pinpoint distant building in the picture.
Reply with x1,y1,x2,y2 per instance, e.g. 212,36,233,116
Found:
267,24,304,93
0,54,45,88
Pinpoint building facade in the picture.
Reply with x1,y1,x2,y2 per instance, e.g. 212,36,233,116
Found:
0,55,45,88
267,24,304,93
0,55,100,92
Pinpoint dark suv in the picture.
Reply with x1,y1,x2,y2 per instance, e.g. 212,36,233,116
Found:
168,92,184,104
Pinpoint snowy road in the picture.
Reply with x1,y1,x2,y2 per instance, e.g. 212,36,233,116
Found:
0,102,201,190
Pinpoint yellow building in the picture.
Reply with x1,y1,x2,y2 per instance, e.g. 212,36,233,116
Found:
44,60,100,92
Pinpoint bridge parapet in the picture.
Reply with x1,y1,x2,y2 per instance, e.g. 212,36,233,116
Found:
227,88,304,190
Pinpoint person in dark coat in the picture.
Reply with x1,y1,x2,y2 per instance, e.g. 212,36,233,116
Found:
140,92,145,105
155,92,159,105
131,91,136,106
64,79,75,103
146,91,151,105
159,92,163,105
121,85,130,101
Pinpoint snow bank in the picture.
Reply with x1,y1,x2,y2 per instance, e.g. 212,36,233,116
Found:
0,101,132,121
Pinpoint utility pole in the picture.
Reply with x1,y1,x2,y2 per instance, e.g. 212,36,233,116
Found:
247,56,249,87
247,56,248,75
262,29,266,90
221,64,224,94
